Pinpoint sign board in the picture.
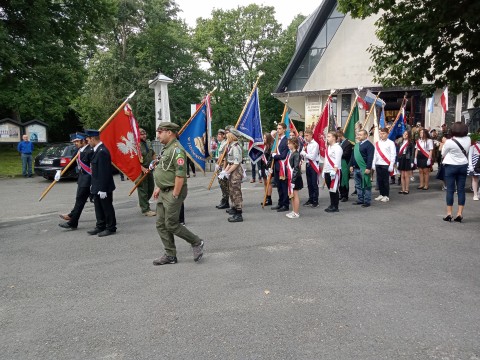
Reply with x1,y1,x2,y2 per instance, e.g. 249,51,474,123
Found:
0,121,21,143
25,123,47,142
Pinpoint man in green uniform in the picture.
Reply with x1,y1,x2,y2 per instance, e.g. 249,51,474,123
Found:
215,129,230,209
152,121,204,265
137,128,156,216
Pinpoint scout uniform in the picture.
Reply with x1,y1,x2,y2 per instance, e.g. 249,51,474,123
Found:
137,133,156,215
216,129,230,209
153,122,203,263
226,132,244,222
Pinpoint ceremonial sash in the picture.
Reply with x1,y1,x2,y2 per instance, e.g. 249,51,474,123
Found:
340,159,349,188
375,141,394,176
416,140,430,159
77,151,92,175
473,143,480,154
399,141,409,157
354,143,372,188
326,147,340,193
285,153,294,198
305,144,320,174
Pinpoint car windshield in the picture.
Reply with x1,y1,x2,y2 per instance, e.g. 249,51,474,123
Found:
42,144,74,157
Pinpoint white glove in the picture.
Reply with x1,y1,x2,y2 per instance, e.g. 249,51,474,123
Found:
271,152,277,158
292,184,295,189
427,159,431,166
148,160,157,171
268,168,273,174
388,165,393,173
224,172,230,179
215,164,220,172
54,170,61,182
98,191,107,199
330,170,336,179
300,150,306,157
411,163,414,168
414,158,417,165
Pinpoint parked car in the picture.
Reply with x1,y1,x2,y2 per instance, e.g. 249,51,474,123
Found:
34,143,78,180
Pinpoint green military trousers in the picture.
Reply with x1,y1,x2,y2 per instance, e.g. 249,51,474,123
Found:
155,184,201,256
136,172,155,213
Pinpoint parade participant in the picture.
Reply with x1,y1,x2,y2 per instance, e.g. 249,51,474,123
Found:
300,129,320,207
322,131,343,213
271,123,289,212
186,157,196,178
441,122,471,222
260,133,274,205
414,128,434,190
137,128,156,216
337,130,353,202
468,136,480,201
17,134,34,178
372,128,397,202
350,130,374,207
285,137,303,218
152,122,204,265
220,130,244,222
396,130,415,194
215,129,230,209
84,129,117,237
58,132,93,229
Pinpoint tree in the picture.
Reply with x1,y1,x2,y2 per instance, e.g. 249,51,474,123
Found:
337,0,480,104
0,0,114,138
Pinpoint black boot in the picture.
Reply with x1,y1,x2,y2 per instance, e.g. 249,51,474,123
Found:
226,207,236,215
217,199,230,209
228,209,243,222
260,196,272,206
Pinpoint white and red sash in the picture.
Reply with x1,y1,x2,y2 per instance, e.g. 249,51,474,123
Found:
305,144,320,174
326,148,340,193
416,140,430,159
398,141,409,157
77,150,92,175
375,141,394,176
285,153,294,198
473,143,480,155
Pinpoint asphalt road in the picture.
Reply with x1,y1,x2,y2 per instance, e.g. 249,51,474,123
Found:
0,172,479,360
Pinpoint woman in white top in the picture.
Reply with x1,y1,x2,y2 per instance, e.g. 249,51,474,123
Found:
441,122,471,222
468,137,480,201
322,131,343,213
414,129,434,190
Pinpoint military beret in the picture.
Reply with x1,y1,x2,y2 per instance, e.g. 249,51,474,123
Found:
70,132,86,142
84,129,100,137
157,121,180,132
229,128,243,139
217,129,226,134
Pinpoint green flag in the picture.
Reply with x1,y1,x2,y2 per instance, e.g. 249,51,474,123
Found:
344,103,358,143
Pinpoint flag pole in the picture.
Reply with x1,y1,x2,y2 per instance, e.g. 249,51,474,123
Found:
342,96,359,134
387,95,408,136
262,104,288,208
39,91,136,201
128,88,217,196
207,71,264,190
361,91,382,130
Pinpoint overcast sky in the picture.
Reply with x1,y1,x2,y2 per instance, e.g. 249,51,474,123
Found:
175,0,320,28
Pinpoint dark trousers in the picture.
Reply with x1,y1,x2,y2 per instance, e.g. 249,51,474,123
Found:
376,165,390,197
305,164,319,204
325,173,339,209
444,164,468,206
93,192,117,231
68,186,90,227
179,202,185,223
186,158,195,175
274,171,289,207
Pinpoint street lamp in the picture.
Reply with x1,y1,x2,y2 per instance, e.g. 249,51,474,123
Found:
148,72,173,130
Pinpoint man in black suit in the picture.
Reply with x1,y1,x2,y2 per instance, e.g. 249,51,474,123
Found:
337,130,353,202
84,129,117,237
271,123,289,212
58,132,94,230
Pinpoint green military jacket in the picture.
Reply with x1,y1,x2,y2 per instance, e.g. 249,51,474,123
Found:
140,140,155,167
227,141,242,165
153,139,187,189
218,139,227,156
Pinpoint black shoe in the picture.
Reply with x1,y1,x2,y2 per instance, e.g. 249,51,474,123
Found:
352,201,364,205
216,201,230,209
311,203,319,208
153,254,178,265
453,215,463,223
303,200,312,206
276,206,289,212
325,207,339,213
87,228,103,235
226,208,236,215
264,199,273,206
340,197,348,202
58,223,77,230
361,203,371,208
271,205,281,210
324,205,333,211
228,213,243,222
98,229,115,237
351,190,357,195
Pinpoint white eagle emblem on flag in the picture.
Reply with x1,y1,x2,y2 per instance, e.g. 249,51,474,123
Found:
117,132,139,158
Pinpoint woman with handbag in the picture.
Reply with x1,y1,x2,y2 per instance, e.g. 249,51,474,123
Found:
441,122,471,222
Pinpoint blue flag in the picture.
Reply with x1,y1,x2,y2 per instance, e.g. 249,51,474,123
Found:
237,88,264,164
379,106,386,128
388,108,405,141
179,102,210,172
284,110,290,138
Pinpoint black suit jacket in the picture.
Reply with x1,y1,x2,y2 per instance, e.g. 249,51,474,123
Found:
77,146,93,188
340,139,353,162
90,143,116,194
273,136,289,173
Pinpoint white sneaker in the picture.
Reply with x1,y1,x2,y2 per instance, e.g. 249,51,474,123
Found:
286,212,300,219
375,195,384,201
473,196,479,201
285,211,294,217
410,177,415,182
380,196,390,202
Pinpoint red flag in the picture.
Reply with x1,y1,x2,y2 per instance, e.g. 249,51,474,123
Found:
313,97,331,164
100,104,142,181
289,119,299,137
440,87,448,113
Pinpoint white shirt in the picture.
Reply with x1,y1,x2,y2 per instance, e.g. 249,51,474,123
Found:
442,136,471,165
93,141,103,152
373,139,396,166
301,139,320,163
415,139,434,152
80,144,89,153
322,143,343,175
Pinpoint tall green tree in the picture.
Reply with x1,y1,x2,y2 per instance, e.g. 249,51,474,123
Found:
0,0,114,137
337,0,480,104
